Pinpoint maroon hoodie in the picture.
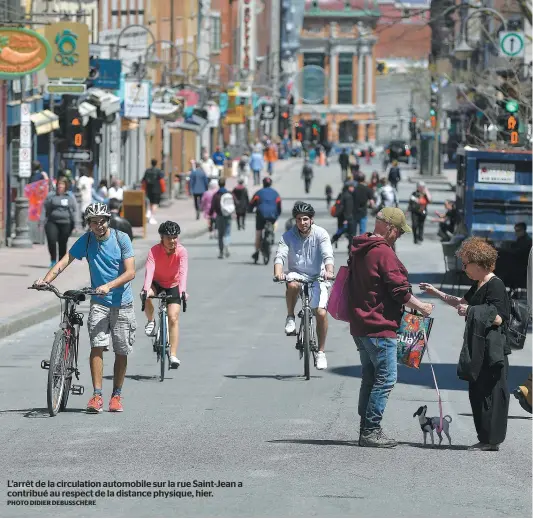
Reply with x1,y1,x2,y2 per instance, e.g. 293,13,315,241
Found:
349,233,411,338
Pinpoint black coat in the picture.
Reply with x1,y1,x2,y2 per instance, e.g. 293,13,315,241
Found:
457,304,506,382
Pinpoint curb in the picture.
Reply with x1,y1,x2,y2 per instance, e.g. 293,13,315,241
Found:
0,226,208,341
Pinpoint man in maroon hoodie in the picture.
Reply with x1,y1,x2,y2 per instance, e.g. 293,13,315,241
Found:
349,207,434,448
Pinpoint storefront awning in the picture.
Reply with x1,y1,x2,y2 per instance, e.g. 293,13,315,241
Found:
30,110,59,135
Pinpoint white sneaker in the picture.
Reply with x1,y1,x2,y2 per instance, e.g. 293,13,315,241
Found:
144,320,156,336
169,356,181,369
316,351,327,370
284,316,296,335
149,217,158,225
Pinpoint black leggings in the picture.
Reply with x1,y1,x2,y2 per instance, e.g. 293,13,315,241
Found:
193,194,202,212
236,213,246,230
45,221,72,262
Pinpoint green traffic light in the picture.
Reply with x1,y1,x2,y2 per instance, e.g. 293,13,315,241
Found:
429,108,436,116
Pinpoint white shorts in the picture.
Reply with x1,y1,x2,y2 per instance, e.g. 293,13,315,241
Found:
286,273,330,310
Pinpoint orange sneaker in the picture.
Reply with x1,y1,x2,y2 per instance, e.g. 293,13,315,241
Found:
86,395,103,414
109,395,123,412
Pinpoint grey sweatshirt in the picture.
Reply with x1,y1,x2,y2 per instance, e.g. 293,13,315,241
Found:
41,193,78,226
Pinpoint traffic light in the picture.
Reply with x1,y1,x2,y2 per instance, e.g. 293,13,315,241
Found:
429,90,438,118
66,107,87,149
409,116,417,140
506,114,520,145
281,0,303,59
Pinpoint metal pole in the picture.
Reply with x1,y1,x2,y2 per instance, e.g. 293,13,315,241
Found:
48,96,55,180
271,0,281,139
433,83,442,175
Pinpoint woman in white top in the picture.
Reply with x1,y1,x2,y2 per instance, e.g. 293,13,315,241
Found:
108,179,124,201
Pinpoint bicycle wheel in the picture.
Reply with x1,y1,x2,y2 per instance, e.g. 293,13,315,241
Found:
60,333,75,411
302,307,311,380
47,332,68,416
160,314,167,382
262,237,271,265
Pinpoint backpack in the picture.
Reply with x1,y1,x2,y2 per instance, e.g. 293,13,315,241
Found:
506,290,531,350
330,194,343,218
220,192,236,216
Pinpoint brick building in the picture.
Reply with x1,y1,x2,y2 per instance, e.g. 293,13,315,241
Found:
295,0,380,145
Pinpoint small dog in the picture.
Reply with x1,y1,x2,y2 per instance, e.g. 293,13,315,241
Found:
413,405,452,446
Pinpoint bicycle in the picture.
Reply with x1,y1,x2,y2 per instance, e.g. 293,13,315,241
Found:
29,283,100,417
273,276,333,380
253,220,275,265
141,290,187,382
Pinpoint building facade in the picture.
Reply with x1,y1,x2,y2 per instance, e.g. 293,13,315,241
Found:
295,1,380,145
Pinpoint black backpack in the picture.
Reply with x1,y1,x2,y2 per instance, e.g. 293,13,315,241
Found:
507,290,531,350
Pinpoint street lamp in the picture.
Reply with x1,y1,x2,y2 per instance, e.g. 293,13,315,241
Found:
453,38,475,61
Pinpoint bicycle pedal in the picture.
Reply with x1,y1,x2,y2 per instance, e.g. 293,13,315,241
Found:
285,330,297,336
40,360,50,370
71,385,84,395
297,310,304,318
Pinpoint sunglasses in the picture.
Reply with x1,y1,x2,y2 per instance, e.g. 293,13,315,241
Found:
89,218,108,227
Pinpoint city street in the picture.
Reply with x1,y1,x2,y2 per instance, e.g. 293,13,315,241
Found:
0,159,531,518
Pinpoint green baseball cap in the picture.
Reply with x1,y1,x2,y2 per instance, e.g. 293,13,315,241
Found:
379,207,412,233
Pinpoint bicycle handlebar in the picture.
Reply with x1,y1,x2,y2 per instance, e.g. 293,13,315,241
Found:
272,276,335,284
142,290,187,312
28,284,100,300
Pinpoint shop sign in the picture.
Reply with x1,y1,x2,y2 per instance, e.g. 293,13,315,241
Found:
124,80,151,119
150,87,182,118
45,22,89,79
240,0,256,73
0,28,52,79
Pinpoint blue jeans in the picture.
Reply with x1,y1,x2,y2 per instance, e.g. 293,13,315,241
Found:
353,216,368,236
216,215,231,252
353,336,398,431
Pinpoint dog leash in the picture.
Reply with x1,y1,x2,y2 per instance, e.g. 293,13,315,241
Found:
423,327,444,433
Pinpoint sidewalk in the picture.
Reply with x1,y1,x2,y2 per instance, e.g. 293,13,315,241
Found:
0,159,298,339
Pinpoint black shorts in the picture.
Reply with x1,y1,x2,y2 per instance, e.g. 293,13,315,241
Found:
146,188,161,205
152,282,181,305
256,214,276,231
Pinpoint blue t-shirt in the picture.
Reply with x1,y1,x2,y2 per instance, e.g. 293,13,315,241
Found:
69,229,134,308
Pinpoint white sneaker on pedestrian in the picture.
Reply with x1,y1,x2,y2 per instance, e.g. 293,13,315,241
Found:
169,356,181,369
284,316,296,335
144,320,156,336
149,217,158,225
316,351,327,370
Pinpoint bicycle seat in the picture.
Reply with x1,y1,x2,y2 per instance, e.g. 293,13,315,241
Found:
63,290,86,302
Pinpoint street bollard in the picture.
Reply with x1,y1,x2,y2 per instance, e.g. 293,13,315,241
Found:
11,196,33,248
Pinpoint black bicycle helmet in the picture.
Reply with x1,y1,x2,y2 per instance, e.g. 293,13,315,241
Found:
158,220,181,236
263,177,272,187
292,201,315,218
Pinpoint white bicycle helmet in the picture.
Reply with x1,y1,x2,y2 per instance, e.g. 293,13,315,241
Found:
84,202,111,221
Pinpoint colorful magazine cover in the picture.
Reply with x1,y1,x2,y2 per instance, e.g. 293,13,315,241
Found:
396,311,434,369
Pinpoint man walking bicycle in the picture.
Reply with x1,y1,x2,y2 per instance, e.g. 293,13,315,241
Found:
34,202,136,414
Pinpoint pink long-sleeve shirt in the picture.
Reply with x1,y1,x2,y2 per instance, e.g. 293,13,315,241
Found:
143,243,188,293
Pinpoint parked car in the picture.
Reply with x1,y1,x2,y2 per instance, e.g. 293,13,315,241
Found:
384,140,411,164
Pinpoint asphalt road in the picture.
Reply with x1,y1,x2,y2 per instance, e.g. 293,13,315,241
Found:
0,158,531,518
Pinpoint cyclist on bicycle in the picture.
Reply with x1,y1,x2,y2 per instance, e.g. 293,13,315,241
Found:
34,202,136,414
249,177,282,263
141,221,188,369
273,201,334,370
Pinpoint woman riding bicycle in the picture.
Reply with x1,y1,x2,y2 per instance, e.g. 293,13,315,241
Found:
141,221,188,369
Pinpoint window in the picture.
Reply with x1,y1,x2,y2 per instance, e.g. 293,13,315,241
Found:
211,14,221,53
302,53,325,104
337,53,353,105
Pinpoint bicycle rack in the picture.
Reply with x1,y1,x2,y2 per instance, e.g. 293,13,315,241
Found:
41,360,50,370
71,385,84,395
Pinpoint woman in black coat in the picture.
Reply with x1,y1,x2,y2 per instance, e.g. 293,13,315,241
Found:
420,237,510,451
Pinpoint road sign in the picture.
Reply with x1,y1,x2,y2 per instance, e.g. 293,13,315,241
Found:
18,147,32,178
46,82,86,95
499,31,525,58
20,124,31,148
62,150,92,161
